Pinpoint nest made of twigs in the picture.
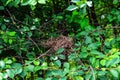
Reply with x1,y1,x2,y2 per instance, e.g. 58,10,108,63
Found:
42,35,73,55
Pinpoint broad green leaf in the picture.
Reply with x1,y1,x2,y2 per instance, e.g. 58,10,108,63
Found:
38,0,46,4
110,69,118,78
0,61,5,68
66,5,78,11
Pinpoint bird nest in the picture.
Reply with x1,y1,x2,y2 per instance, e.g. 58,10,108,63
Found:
43,35,73,55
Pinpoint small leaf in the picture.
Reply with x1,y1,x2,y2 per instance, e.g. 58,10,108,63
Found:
86,1,92,7
1,24,6,30
0,61,5,68
9,39,13,44
25,65,34,72
57,48,64,54
71,0,80,3
6,69,15,78
66,5,78,11
54,60,61,67
113,0,118,4
0,73,3,80
64,62,69,69
38,0,46,4
8,31,16,36
21,0,32,6
100,60,106,66
0,6,4,10
110,69,118,78
33,60,40,66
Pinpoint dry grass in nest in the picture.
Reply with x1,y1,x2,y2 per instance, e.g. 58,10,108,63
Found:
42,35,73,55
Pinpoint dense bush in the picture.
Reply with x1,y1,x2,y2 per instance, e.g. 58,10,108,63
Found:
0,0,120,80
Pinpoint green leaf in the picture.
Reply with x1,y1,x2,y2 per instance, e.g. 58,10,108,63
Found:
11,63,23,74
58,54,65,60
1,24,6,30
8,31,16,36
85,36,92,44
113,0,118,4
40,62,48,70
0,73,3,80
12,0,20,7
57,48,64,54
21,0,32,6
64,62,69,69
110,69,118,78
0,61,5,69
89,57,96,65
79,52,88,58
66,5,78,11
0,6,4,10
33,60,40,66
71,0,80,3
29,0,37,5
100,60,106,66
38,0,46,4
5,59,12,64
6,69,15,78
9,39,13,44
25,65,34,72
54,60,61,67
86,1,92,7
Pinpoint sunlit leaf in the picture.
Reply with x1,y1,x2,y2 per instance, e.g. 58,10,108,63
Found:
66,5,78,11
38,0,46,4
110,69,118,78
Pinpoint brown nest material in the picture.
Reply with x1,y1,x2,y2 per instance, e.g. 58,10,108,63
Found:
43,35,73,55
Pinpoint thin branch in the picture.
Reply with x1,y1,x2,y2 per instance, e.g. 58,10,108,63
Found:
90,65,96,80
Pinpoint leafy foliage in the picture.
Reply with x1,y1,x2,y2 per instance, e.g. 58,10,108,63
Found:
0,0,120,80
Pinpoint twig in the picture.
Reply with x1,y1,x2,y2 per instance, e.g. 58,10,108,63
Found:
90,65,96,80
